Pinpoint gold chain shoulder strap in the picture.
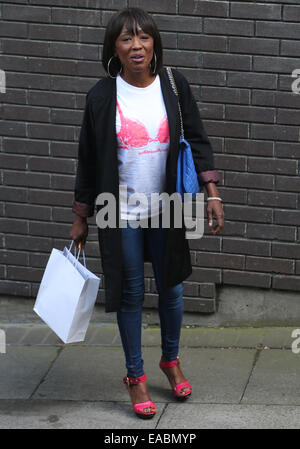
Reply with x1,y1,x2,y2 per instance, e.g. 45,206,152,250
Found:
166,67,184,139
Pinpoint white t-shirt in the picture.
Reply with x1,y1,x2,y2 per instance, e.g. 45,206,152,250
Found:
116,74,170,221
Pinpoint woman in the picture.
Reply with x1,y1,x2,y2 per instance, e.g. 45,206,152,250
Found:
70,7,224,419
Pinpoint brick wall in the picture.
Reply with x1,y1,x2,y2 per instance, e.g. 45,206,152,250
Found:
1,0,300,308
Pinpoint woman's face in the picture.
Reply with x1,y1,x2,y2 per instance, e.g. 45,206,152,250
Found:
114,22,154,76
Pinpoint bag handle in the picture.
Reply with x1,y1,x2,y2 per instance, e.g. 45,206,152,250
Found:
166,67,184,140
68,240,86,268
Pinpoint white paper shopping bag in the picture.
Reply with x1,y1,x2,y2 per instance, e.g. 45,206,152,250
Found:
33,241,100,343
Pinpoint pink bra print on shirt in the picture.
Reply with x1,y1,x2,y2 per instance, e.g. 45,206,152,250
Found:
116,100,170,154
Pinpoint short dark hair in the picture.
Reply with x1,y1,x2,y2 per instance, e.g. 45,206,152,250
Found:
102,7,163,77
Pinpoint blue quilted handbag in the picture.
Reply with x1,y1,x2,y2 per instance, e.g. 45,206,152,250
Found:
166,67,201,201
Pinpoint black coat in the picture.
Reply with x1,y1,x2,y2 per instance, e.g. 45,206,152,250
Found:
72,67,219,313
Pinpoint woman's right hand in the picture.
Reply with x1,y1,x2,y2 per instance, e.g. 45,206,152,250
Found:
69,216,88,247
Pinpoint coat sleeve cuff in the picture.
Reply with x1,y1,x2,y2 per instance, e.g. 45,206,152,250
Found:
72,200,94,218
198,170,220,185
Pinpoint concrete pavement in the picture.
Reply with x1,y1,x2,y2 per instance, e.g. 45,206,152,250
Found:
0,298,300,429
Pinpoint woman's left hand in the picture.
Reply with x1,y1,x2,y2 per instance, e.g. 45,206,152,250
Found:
205,182,224,235
207,200,224,235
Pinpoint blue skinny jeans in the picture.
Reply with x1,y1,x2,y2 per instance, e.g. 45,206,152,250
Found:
117,213,184,378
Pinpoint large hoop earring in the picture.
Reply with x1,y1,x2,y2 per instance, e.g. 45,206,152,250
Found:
150,51,157,75
107,56,122,79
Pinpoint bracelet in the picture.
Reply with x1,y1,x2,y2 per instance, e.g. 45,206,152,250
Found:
207,197,222,201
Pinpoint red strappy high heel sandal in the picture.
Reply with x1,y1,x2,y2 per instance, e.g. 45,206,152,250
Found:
159,356,192,400
123,374,157,419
